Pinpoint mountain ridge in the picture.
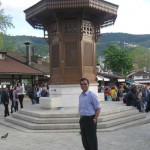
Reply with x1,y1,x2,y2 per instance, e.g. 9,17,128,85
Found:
1,33,150,56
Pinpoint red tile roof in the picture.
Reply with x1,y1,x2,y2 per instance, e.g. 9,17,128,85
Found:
0,55,44,75
7,51,50,74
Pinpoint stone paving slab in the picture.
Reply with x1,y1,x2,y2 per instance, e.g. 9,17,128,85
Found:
0,121,150,150
0,98,150,150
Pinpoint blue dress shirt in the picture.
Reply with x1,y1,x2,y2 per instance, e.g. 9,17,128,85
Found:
79,90,101,116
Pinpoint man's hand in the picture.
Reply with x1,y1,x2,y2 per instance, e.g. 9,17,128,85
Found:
93,118,97,124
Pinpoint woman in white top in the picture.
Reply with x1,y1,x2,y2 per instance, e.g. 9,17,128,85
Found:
16,83,24,109
36,87,42,104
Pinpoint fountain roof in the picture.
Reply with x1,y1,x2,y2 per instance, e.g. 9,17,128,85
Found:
24,0,118,29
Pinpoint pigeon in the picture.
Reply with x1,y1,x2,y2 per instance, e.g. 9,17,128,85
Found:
1,133,8,139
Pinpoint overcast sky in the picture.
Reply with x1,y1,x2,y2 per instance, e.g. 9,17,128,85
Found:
1,0,150,37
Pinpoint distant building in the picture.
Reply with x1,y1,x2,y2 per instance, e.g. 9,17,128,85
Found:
0,50,50,88
127,68,150,86
124,42,138,48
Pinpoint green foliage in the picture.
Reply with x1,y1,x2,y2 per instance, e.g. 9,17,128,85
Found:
103,44,133,75
0,8,14,33
0,32,3,49
131,47,150,69
0,3,14,49
0,32,150,62
1,35,49,56
96,33,150,55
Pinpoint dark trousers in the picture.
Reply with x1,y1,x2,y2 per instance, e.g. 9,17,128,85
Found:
18,95,24,108
10,99,14,113
79,115,98,150
36,97,39,104
3,103,9,117
146,100,150,112
14,101,18,112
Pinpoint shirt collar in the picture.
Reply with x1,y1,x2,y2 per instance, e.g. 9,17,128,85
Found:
82,90,89,95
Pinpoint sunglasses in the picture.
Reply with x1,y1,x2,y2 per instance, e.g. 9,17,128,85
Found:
80,83,88,86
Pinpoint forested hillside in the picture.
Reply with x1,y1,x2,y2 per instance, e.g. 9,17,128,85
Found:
96,33,150,55
2,35,49,56
1,33,150,56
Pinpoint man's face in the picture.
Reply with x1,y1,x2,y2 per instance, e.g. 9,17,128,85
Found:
80,80,89,92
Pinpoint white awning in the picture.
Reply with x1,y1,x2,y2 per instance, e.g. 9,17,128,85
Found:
135,80,150,84
118,79,125,82
103,77,110,81
97,76,103,81
97,76,110,81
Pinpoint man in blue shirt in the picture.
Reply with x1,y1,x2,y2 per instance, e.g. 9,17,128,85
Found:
79,78,101,150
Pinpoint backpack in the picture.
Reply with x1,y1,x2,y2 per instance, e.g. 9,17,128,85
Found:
41,89,48,97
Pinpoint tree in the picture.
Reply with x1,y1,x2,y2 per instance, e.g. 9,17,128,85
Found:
0,7,14,33
131,47,150,69
0,2,14,49
103,44,133,75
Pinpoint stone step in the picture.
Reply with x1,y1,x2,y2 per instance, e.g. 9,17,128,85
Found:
5,116,80,130
17,106,133,118
1,116,150,133
12,113,79,124
5,112,146,130
101,106,134,116
98,113,146,128
98,117,150,132
100,109,139,121
11,109,139,124
0,118,80,133
2,101,150,132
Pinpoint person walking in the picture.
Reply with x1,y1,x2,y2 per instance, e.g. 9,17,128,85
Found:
16,82,24,108
9,87,14,113
79,78,101,150
35,86,41,104
27,86,36,105
13,86,19,112
1,88,10,117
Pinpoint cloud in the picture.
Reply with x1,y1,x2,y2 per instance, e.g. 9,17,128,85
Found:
1,0,40,10
1,0,150,36
0,0,42,36
102,0,150,34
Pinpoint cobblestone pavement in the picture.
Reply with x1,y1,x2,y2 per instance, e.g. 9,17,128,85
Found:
0,99,150,150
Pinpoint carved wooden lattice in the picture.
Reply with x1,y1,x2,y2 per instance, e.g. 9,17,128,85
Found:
65,41,78,67
52,44,59,68
84,43,93,66
46,0,118,15
64,22,77,34
51,23,57,38
82,20,94,35
95,24,101,42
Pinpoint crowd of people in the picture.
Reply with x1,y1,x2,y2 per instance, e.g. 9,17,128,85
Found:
26,84,49,105
103,83,150,113
0,83,50,117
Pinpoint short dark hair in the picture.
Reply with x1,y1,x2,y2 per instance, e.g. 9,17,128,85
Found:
80,78,89,84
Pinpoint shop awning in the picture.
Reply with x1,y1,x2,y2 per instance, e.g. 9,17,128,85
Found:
97,75,110,81
125,80,138,85
118,79,125,82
